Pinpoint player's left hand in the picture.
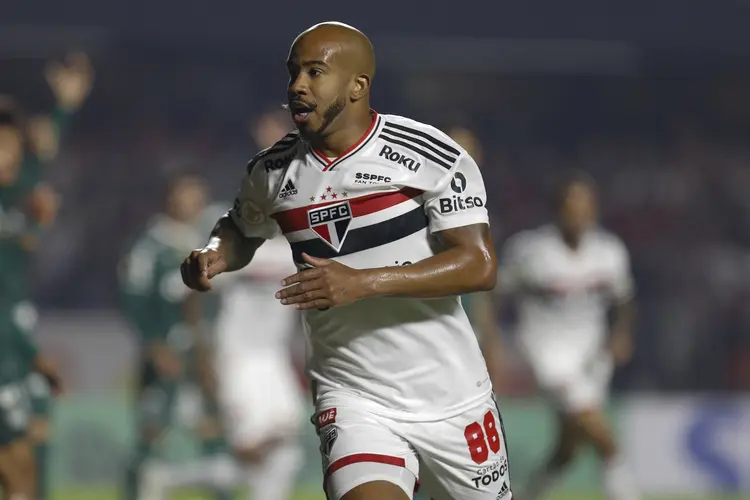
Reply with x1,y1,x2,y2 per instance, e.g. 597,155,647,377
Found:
276,253,367,310
609,330,634,366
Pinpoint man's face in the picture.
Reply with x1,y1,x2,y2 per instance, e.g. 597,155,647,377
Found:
286,36,350,138
169,179,207,223
558,182,597,237
0,125,22,185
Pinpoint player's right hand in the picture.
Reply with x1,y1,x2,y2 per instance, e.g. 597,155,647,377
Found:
181,248,227,292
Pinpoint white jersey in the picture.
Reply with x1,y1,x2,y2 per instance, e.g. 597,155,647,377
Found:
213,235,299,356
498,224,634,371
227,112,492,420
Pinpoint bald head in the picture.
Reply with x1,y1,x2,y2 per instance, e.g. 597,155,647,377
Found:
293,22,375,80
286,22,376,140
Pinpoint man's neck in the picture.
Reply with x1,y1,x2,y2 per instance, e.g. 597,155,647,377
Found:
559,228,583,251
308,109,373,158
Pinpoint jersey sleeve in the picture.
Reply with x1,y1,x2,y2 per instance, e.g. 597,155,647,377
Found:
497,233,527,295
611,238,635,303
227,163,281,240
423,152,489,233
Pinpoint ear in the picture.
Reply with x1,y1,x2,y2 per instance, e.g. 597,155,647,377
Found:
350,74,370,102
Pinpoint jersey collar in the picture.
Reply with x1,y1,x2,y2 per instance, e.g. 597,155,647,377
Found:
309,110,382,171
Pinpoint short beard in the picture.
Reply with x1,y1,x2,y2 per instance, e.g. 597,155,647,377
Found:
317,96,347,136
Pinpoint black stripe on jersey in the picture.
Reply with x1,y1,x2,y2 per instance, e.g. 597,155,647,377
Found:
382,122,460,156
380,127,457,165
246,134,300,173
378,133,454,171
327,114,383,171
290,205,428,262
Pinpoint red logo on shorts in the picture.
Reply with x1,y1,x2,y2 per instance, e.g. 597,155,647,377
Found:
317,408,337,428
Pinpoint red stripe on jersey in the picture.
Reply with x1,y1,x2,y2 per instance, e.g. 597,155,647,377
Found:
313,111,379,170
323,453,406,492
273,187,423,234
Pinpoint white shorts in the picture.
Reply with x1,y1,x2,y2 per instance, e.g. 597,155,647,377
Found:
216,350,304,448
313,393,513,500
522,345,614,413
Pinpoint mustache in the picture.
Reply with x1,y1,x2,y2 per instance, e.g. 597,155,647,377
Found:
282,100,317,111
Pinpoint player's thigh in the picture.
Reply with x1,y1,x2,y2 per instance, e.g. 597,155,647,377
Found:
410,395,512,500
341,480,411,500
314,403,418,500
217,356,304,451
0,438,36,495
570,407,617,447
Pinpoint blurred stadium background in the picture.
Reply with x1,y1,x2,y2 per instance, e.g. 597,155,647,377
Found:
2,0,750,499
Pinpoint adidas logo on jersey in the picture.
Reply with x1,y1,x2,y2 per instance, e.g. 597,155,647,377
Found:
279,179,298,198
496,481,510,499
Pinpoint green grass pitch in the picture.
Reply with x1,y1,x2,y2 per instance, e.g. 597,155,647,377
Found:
47,488,746,500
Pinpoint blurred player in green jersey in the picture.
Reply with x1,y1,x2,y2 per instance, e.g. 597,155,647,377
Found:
119,173,233,500
0,52,93,499
0,304,62,499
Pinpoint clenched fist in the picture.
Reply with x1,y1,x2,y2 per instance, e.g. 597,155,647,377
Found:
181,248,228,292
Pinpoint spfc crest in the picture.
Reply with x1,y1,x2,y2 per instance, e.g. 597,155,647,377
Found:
320,426,338,459
307,201,352,252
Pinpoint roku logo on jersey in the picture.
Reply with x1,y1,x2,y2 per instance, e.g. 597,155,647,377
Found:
378,145,421,172
264,153,294,172
308,201,352,252
438,195,484,213
317,408,337,428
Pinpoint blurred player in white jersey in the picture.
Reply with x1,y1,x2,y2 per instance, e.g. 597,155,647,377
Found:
211,233,305,500
181,22,512,500
495,172,639,500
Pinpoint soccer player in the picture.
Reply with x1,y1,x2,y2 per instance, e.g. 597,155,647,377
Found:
497,172,639,500
181,22,513,500
0,308,62,500
1,55,91,499
119,174,231,500
208,234,305,500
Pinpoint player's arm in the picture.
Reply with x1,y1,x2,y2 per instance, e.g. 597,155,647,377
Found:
480,235,527,390
182,162,280,292
32,354,64,396
468,290,508,391
30,52,94,163
608,239,637,366
360,222,496,298
209,215,265,273
277,151,497,308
